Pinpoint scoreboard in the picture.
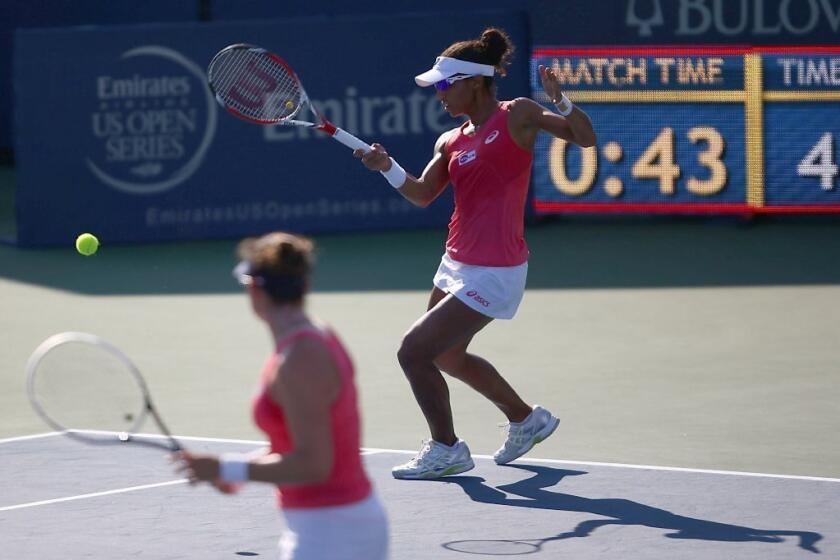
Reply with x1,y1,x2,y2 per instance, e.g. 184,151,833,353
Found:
530,46,840,214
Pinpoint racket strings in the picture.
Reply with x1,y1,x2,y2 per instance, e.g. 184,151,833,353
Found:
29,342,146,434
209,48,302,122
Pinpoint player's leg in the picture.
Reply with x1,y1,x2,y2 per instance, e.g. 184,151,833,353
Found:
433,325,532,423
429,289,559,464
391,291,491,479
397,290,493,445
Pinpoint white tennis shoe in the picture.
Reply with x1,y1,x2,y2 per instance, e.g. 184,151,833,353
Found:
392,439,475,479
494,405,560,465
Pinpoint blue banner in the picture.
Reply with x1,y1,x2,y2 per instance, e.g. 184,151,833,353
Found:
0,0,196,155
532,0,840,46
13,13,530,246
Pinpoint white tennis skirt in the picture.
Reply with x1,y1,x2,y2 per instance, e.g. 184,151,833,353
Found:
433,253,528,320
278,492,389,560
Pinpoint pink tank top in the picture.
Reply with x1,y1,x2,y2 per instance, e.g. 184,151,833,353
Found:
252,327,371,509
444,100,532,267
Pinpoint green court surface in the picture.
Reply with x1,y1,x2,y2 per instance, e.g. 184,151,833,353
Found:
0,165,14,243
2,213,839,481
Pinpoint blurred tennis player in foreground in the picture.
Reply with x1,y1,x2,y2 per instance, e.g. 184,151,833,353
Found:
355,28,596,479
175,232,388,559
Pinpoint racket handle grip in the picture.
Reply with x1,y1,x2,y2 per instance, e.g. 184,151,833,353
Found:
331,128,373,153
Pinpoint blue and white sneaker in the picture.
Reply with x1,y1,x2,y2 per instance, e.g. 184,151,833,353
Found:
494,405,560,465
392,439,475,479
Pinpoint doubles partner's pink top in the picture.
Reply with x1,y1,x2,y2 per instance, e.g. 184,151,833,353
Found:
252,327,372,509
444,100,533,267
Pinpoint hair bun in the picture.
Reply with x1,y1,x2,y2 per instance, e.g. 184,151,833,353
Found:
479,28,514,75
481,29,505,49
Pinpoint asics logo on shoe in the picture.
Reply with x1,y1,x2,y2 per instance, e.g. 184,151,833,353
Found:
465,289,490,307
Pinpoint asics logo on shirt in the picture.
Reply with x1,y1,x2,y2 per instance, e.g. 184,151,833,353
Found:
458,150,476,166
466,289,490,307
484,130,499,144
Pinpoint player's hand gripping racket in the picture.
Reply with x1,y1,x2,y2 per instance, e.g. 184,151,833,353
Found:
26,332,182,452
207,43,373,152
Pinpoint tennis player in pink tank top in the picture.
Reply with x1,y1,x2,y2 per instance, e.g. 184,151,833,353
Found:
174,232,388,559
355,28,596,479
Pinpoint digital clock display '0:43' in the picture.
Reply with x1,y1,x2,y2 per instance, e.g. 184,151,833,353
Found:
532,103,748,207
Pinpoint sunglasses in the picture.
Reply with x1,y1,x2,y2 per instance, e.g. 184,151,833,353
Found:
232,260,261,287
434,74,478,92
232,260,306,294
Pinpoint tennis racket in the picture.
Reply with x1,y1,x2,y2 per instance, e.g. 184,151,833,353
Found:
207,43,373,152
26,332,182,452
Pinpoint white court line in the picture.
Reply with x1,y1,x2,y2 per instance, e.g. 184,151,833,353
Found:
5,432,839,484
0,431,268,446
0,432,62,444
0,479,188,512
363,447,840,484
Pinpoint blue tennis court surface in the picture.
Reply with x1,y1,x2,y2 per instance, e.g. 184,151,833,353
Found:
2,433,837,559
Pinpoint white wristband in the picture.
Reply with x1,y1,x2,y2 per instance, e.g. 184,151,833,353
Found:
380,158,407,189
219,454,249,483
554,94,574,117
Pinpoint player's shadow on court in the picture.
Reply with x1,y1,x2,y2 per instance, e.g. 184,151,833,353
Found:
433,464,822,554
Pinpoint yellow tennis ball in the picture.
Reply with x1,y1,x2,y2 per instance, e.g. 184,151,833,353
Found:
75,233,99,256
285,100,295,109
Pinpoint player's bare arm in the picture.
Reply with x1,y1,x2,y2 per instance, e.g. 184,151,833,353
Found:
175,339,339,486
355,129,454,208
248,338,340,484
508,65,596,151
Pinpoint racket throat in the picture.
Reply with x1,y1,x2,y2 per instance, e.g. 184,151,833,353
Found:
319,121,337,136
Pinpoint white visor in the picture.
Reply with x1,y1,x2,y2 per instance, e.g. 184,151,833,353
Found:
415,56,495,87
